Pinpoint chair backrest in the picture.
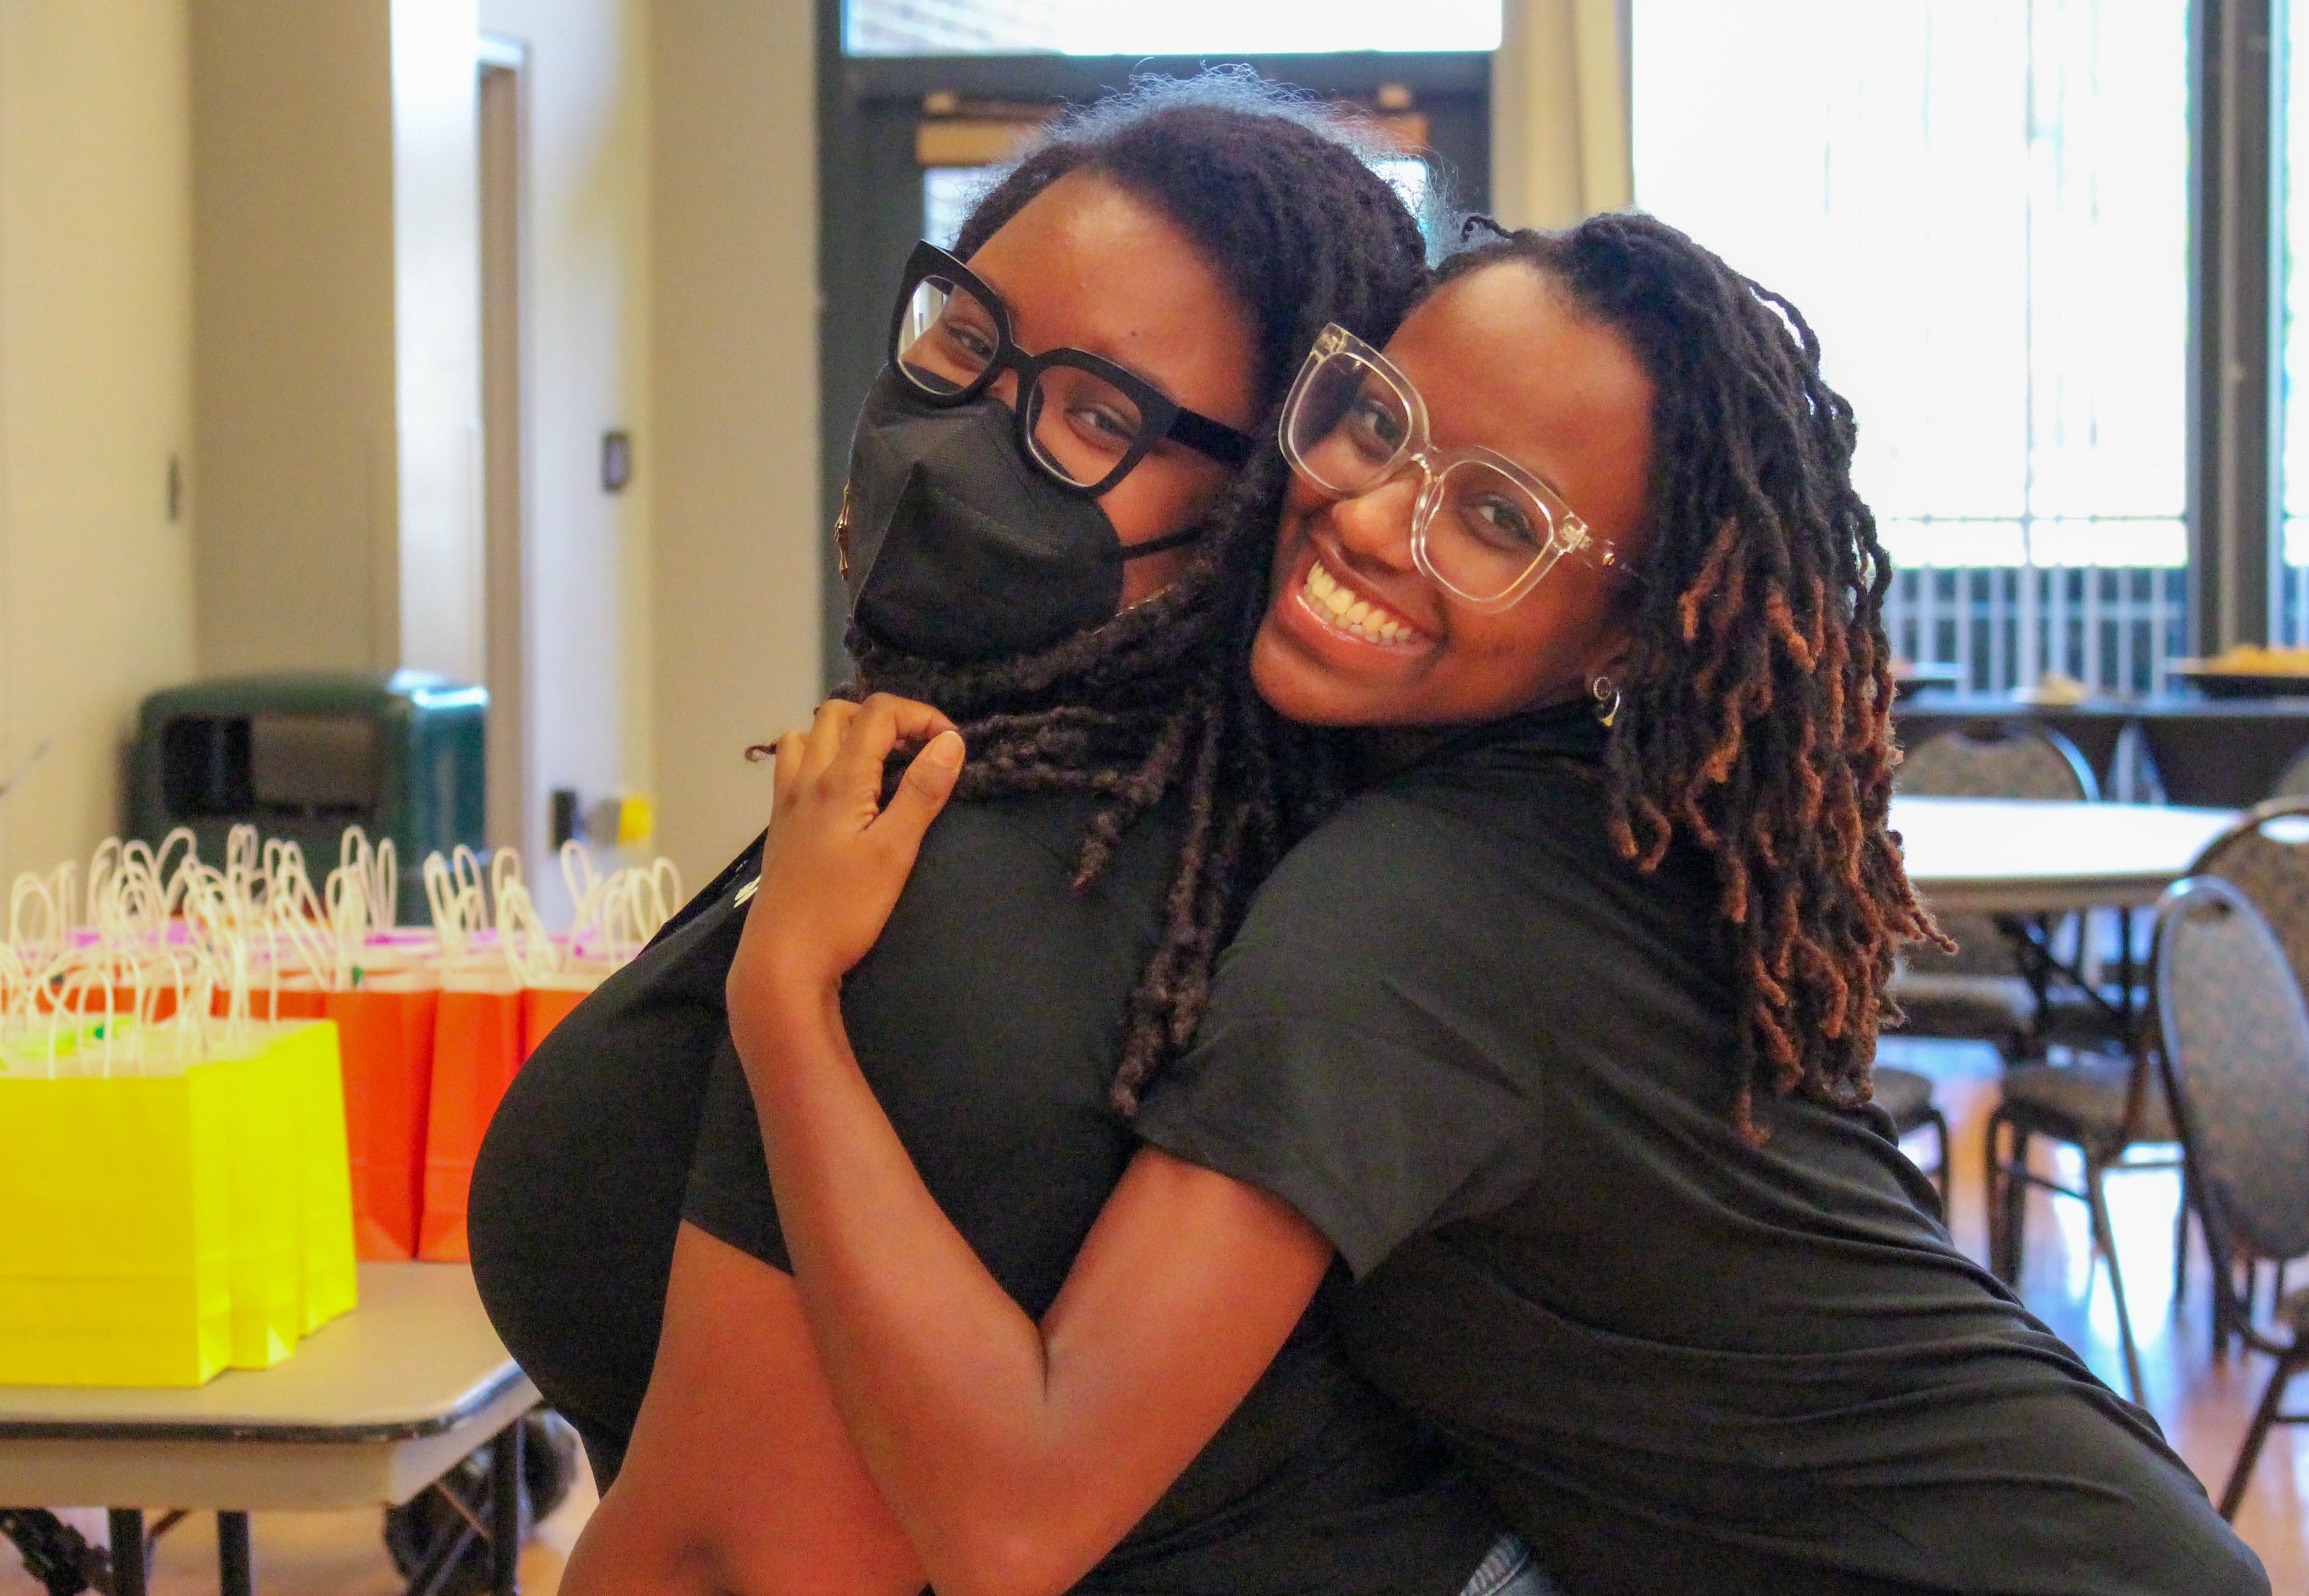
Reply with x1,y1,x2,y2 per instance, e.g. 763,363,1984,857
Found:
1898,725,2098,973
1895,724,2099,803
2273,742,2309,801
2190,798,2309,1001
2154,876,2309,1264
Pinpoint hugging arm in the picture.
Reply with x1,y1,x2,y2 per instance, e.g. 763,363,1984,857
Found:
727,697,1337,1596
558,1220,926,1596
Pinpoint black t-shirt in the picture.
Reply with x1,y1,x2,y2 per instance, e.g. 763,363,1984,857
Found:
1135,704,2270,1596
470,834,760,1484
473,793,1498,1595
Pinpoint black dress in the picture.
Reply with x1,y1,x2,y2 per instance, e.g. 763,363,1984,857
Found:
469,793,1499,1594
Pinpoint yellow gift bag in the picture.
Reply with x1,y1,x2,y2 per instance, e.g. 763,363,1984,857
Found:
0,1019,235,1386
206,1020,359,1366
0,1017,358,1386
278,1019,358,1335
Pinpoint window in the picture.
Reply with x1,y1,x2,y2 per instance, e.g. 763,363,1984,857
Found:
2280,1,2309,640
846,0,1501,56
1633,0,2190,693
922,156,1433,249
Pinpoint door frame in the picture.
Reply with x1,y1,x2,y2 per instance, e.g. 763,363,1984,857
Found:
477,35,531,856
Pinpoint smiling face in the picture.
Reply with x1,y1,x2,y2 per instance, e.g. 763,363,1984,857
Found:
1251,262,1656,728
957,170,1260,607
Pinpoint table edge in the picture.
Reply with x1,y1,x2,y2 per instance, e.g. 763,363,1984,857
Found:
0,1364,534,1446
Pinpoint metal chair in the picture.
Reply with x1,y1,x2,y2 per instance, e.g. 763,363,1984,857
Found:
1935,728,2169,1401
2175,799,2309,1315
2190,799,2309,999
1871,1063,1950,1205
2270,742,2309,802
2150,877,2309,1519
1892,724,2100,1058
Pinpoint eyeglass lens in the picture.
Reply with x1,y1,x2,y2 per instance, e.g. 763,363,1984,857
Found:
897,271,1151,490
1285,350,1563,604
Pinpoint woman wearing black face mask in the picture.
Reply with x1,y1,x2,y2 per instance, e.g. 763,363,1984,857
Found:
470,78,1520,1596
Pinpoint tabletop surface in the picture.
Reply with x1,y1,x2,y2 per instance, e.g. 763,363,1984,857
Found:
1890,796,2241,891
0,1263,527,1443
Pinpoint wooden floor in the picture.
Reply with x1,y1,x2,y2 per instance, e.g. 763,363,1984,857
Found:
4,1036,2302,1592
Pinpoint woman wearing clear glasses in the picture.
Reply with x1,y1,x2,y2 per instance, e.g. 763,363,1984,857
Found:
474,79,1528,1596
730,213,2268,1594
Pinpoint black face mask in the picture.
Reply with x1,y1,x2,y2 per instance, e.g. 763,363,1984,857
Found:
837,365,1203,663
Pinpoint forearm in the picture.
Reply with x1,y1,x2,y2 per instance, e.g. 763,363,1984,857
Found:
575,1223,927,1596
560,1479,721,1596
733,973,1122,1593
725,697,1330,1595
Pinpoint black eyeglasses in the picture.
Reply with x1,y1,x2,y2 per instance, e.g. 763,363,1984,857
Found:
887,241,1255,497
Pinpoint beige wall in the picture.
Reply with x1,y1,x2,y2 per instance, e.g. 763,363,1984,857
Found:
0,0,197,885
191,0,400,676
191,0,488,688
5,0,848,904
478,0,656,909
648,0,822,890
392,0,486,685
1492,0,1631,231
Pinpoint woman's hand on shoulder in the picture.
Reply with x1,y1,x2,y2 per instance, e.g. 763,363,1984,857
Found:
735,693,964,1002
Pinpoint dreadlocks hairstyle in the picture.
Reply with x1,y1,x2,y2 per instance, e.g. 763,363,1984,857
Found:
835,74,1429,1112
1435,212,1946,1141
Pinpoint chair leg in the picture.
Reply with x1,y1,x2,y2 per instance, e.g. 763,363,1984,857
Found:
1982,1109,2006,1277
2218,1347,2304,1521
2084,1157,2146,1404
2172,1170,2191,1310
1988,1112,2031,1286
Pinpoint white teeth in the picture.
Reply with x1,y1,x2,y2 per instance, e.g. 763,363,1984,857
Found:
1303,556,1415,646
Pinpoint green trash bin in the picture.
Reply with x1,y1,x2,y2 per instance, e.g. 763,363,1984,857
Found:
128,672,487,926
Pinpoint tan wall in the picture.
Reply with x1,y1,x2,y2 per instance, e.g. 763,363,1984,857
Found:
1492,0,1631,231
0,0,198,884
478,0,656,905
648,0,822,890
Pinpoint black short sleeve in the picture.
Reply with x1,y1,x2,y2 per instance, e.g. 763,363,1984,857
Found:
1137,791,1548,1276
681,1027,792,1273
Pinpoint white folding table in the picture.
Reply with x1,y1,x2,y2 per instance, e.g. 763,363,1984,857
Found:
0,1264,536,1595
1889,796,2245,1045
1891,796,2242,916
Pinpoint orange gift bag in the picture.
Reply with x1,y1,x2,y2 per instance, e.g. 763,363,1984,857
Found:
418,973,523,1261
254,832,440,1263
521,980,593,1059
325,976,438,1260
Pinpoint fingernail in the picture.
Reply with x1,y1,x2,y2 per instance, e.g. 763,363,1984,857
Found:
922,731,964,769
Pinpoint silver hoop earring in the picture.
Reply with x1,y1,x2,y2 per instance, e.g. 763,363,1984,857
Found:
1591,675,1621,728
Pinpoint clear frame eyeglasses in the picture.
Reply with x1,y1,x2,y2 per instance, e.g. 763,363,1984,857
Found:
1278,323,1622,611
888,241,1255,497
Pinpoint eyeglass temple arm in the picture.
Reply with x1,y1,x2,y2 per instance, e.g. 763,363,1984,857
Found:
1168,408,1254,466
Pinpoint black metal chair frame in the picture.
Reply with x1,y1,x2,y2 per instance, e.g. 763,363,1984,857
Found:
1900,723,2106,1059
2211,1293,2308,1521
1969,726,2202,1405
1983,1047,2171,1403
1874,1072,1951,1206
